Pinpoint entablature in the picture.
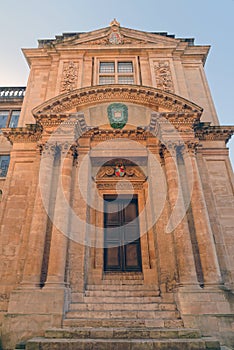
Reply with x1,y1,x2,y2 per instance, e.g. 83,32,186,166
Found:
195,123,234,143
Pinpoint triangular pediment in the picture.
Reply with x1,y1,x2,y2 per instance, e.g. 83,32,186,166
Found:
39,23,182,49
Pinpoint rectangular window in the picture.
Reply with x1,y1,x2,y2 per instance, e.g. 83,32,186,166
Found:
118,76,134,84
118,62,133,73
0,111,8,128
0,155,10,177
100,62,115,73
8,111,20,128
99,60,134,85
99,76,115,85
0,110,20,129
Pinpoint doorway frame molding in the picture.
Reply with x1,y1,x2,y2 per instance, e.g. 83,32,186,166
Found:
87,160,159,286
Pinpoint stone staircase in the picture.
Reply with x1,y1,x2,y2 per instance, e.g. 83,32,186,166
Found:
63,279,182,329
25,274,221,349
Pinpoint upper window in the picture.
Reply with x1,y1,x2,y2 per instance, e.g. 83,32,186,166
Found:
0,110,20,129
100,62,115,73
99,61,134,85
0,155,10,178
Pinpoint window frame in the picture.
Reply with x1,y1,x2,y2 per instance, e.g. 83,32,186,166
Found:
0,154,10,178
0,109,20,129
96,58,137,86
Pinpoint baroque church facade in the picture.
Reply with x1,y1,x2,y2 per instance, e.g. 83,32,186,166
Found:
0,20,233,349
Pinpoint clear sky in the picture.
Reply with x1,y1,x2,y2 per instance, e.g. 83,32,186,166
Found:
0,0,233,166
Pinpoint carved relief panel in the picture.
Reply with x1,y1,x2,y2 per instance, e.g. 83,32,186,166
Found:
95,159,147,191
153,61,174,93
60,61,79,93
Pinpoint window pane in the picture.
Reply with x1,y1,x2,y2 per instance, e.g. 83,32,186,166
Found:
100,62,115,73
0,111,9,128
0,155,10,177
9,111,20,128
118,62,133,73
99,76,115,85
118,76,134,84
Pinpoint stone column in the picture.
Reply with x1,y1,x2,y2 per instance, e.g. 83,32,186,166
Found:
149,147,178,293
182,142,222,286
45,145,74,287
161,143,198,287
21,145,56,287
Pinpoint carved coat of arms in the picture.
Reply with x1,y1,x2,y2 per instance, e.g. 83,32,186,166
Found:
115,164,125,177
107,103,128,129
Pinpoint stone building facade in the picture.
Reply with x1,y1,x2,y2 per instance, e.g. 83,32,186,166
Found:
0,20,233,349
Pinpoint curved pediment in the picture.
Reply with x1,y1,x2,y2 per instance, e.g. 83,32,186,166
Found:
32,85,203,118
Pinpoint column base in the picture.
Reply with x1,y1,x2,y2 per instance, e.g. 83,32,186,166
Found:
44,281,69,289
2,286,71,350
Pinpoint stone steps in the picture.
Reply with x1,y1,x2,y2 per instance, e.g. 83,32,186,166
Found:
65,309,180,319
66,284,182,329
103,272,144,280
80,295,163,303
26,337,221,350
44,327,202,339
100,279,144,285
69,302,177,311
84,289,160,297
62,318,184,328
86,284,155,290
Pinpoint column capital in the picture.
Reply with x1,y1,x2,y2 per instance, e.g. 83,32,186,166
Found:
38,142,58,158
183,141,200,157
159,141,180,159
39,141,78,163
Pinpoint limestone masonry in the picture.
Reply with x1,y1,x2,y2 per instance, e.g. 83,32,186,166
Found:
0,20,233,350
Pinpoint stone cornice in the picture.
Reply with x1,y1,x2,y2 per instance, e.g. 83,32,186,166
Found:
148,112,201,134
195,123,234,143
1,124,42,144
32,85,203,117
85,127,147,141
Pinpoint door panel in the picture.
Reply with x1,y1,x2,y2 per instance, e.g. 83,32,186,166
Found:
125,243,140,268
104,195,142,272
105,245,121,270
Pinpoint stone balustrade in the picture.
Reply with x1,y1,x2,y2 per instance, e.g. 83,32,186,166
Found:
0,86,26,98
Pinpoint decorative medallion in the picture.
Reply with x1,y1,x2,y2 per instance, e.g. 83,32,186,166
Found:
107,103,128,129
109,31,122,45
115,164,126,177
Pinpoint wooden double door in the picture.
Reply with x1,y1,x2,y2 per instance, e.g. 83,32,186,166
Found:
104,195,142,272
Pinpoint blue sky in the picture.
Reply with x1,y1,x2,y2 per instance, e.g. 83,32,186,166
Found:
0,0,233,166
